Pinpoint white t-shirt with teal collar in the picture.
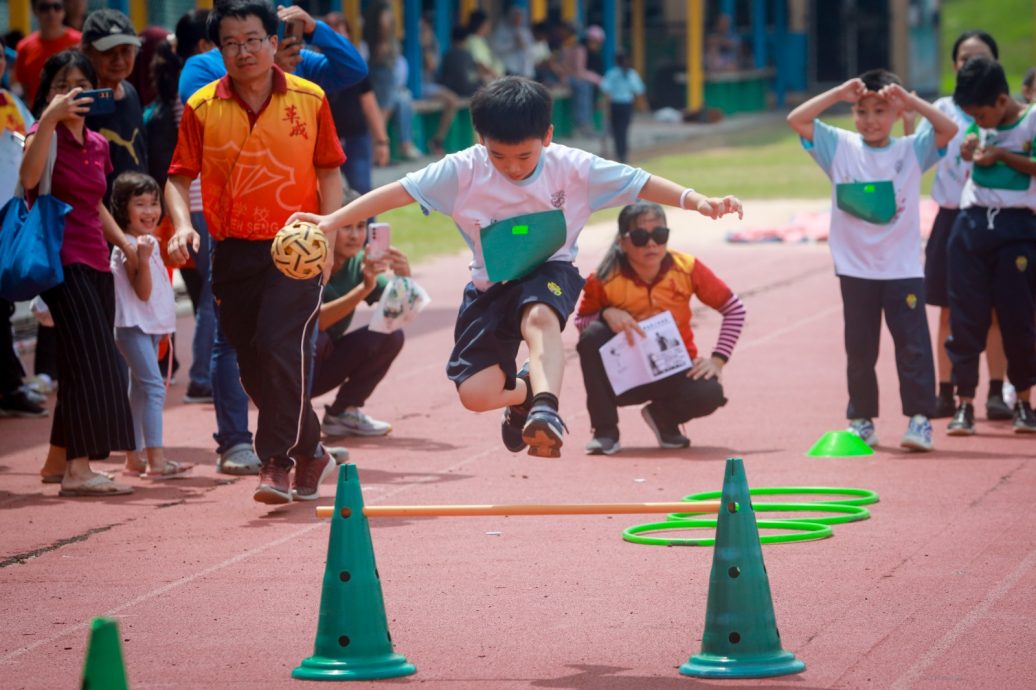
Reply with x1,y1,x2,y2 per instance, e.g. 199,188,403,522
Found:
923,96,974,208
960,104,1036,210
803,119,943,280
401,143,649,290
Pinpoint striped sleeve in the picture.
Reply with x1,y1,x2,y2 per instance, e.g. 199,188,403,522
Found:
711,294,746,362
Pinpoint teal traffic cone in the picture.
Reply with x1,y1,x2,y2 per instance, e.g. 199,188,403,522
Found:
293,464,416,681
680,458,805,678
807,431,874,457
80,617,129,690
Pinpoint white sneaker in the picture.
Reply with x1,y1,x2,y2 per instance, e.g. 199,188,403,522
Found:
900,415,933,452
323,408,392,437
847,418,878,447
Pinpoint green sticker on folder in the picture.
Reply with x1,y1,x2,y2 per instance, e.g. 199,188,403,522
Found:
835,180,897,224
480,210,567,282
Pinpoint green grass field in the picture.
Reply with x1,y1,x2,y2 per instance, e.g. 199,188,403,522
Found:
941,0,1033,95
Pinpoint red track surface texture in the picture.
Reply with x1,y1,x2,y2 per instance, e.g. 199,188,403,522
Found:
2,204,1035,689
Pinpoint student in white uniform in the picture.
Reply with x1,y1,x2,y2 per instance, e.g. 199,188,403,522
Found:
788,68,958,452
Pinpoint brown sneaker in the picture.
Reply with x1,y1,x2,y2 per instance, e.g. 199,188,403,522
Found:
254,462,293,505
292,451,335,501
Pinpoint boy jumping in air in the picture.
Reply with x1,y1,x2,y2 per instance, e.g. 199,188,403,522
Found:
787,69,958,451
291,76,742,458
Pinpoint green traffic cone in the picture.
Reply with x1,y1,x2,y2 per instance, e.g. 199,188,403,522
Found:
680,458,805,679
293,464,416,681
806,430,874,457
80,617,129,690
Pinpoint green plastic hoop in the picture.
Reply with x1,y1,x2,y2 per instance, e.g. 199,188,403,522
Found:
622,519,833,547
681,486,880,507
668,501,871,525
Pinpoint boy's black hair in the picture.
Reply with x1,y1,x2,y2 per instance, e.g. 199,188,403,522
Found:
32,49,97,118
467,9,488,34
951,30,999,62
1024,66,1036,89
110,171,161,229
858,68,901,93
954,56,1008,108
207,0,277,47
450,27,469,44
470,76,552,143
175,9,211,60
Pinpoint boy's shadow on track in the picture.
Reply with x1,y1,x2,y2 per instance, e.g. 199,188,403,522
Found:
531,663,827,689
605,445,783,459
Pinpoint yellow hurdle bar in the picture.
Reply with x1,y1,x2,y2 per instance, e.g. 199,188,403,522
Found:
316,500,723,519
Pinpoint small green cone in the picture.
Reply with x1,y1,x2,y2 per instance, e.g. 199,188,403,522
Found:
680,458,805,679
293,464,416,681
80,617,129,690
806,430,874,457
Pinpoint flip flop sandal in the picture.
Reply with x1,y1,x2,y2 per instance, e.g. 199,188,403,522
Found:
43,470,114,484
59,474,134,497
143,461,194,480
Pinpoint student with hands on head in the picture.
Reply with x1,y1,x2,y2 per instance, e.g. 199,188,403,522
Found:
289,76,742,459
787,68,958,452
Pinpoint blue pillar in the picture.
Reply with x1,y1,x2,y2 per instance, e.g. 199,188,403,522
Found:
435,0,451,57
403,0,422,98
109,0,129,13
602,0,616,70
720,0,735,21
752,0,766,69
513,0,528,8
774,0,786,106
326,0,342,11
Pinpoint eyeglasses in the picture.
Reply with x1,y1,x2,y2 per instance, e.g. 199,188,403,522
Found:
36,3,63,12
221,35,270,56
622,227,670,247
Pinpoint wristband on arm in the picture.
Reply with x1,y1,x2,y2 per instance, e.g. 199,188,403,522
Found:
679,188,696,209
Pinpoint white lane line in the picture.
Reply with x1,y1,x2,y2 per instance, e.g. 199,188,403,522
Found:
738,303,842,352
889,548,1036,690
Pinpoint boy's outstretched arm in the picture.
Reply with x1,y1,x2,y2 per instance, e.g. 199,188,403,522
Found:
880,84,958,148
787,78,866,141
288,181,416,235
639,175,744,220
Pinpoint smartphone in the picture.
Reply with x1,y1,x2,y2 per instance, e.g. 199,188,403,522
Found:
277,19,305,44
80,88,115,117
367,222,391,260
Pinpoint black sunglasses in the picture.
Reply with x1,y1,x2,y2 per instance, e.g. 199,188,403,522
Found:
37,2,63,12
622,226,670,247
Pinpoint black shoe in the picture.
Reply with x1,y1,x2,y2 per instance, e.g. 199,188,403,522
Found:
0,390,48,417
585,428,621,456
641,404,690,448
986,394,1013,421
947,402,976,436
500,360,531,453
521,405,567,458
183,382,214,404
933,394,956,419
1014,401,1036,434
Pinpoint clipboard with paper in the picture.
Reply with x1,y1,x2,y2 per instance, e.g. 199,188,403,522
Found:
479,209,567,282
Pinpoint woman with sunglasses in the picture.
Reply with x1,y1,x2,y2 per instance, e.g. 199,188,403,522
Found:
574,201,746,454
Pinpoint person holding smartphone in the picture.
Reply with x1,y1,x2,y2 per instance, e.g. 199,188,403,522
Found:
312,192,408,438
22,50,138,494
80,8,147,202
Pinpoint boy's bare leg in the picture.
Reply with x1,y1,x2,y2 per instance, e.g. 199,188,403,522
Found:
458,367,528,412
520,303,564,397
936,308,952,385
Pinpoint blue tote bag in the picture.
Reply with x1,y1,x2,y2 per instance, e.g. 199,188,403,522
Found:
0,134,70,301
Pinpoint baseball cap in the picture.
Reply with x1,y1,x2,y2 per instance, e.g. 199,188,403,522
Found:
82,9,142,52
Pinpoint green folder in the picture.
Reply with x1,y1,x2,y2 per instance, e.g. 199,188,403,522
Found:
972,157,1032,191
480,209,567,282
835,181,897,224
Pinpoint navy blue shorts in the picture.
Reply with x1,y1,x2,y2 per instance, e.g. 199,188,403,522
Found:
924,206,959,307
447,261,585,388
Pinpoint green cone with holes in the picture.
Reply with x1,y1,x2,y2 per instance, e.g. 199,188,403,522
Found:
680,458,806,678
293,464,416,681
80,617,128,690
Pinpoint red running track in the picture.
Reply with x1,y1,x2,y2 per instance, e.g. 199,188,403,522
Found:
1,204,1034,689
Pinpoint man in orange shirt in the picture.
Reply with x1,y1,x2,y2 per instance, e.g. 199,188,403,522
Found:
14,0,81,104
165,0,345,505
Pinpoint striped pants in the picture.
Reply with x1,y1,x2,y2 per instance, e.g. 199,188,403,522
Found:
42,264,134,461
